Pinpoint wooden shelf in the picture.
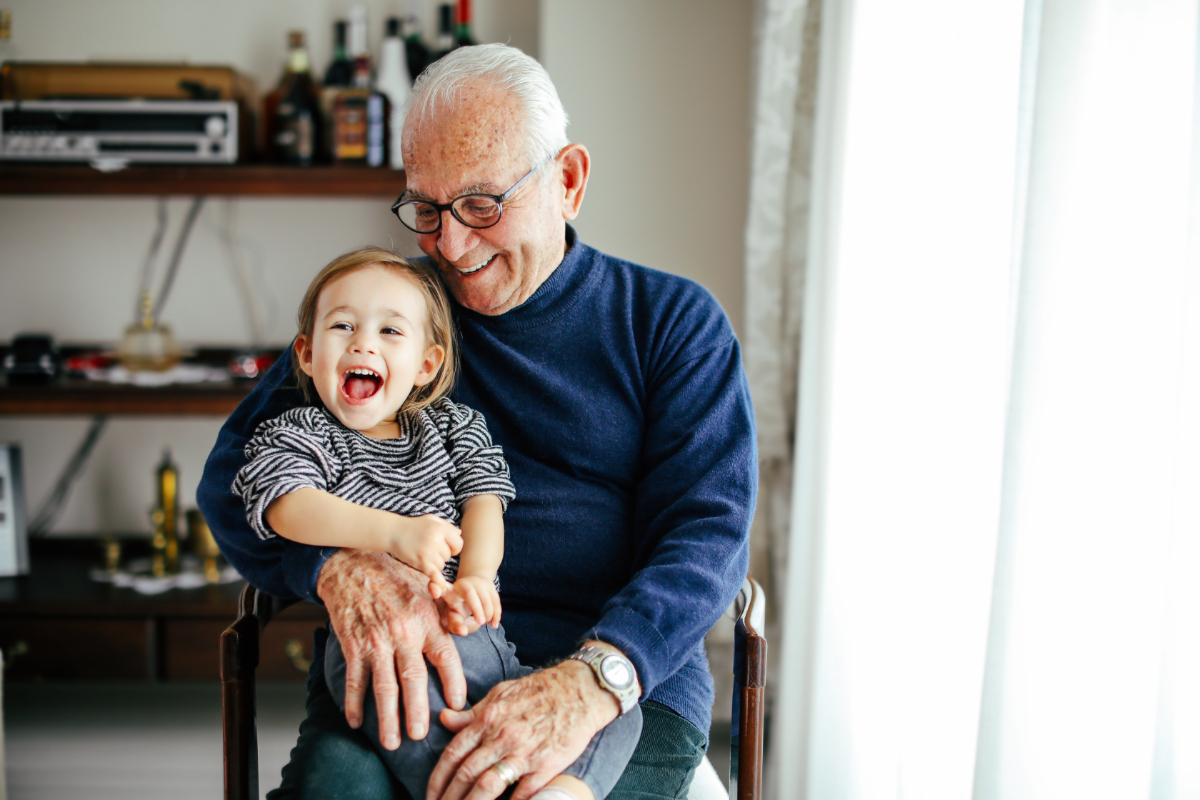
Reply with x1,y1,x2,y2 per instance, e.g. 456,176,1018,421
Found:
0,163,406,197
0,380,255,416
0,345,279,416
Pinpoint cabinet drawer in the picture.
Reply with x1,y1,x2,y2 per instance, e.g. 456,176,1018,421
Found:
0,618,153,680
164,618,320,681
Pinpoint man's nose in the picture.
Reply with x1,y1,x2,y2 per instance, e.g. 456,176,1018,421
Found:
436,211,479,263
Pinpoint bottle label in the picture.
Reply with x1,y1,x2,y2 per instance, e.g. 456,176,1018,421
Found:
275,105,314,164
367,95,386,167
334,96,368,161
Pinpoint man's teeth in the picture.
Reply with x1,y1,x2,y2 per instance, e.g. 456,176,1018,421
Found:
459,256,493,275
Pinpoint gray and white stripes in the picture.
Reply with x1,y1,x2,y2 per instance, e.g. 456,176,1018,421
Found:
233,399,514,583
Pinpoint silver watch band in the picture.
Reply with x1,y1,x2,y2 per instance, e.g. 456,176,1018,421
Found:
569,644,640,716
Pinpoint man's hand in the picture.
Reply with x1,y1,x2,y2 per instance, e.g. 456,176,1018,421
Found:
317,549,468,750
386,514,463,594
440,574,502,636
425,659,622,800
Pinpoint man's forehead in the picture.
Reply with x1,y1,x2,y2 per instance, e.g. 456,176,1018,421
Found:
402,87,525,198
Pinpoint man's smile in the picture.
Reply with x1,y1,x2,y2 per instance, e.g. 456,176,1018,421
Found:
452,254,498,276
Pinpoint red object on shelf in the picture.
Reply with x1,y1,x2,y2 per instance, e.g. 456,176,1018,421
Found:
229,353,276,380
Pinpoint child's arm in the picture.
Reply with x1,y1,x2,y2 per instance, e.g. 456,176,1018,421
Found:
266,488,462,593
440,493,505,635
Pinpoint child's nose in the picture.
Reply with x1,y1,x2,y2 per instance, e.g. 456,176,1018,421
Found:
350,332,379,354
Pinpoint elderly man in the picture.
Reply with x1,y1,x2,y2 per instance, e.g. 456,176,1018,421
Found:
199,44,755,800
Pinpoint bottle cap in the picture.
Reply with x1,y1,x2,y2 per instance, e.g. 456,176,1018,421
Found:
387,17,401,37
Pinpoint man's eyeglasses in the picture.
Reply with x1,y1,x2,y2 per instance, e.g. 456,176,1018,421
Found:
391,152,555,234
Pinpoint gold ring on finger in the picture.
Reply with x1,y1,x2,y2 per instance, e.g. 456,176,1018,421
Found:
490,760,518,786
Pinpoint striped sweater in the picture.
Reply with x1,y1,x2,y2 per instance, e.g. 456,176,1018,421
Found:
232,399,515,584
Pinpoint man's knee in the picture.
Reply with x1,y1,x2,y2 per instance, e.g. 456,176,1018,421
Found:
607,701,707,800
267,677,410,800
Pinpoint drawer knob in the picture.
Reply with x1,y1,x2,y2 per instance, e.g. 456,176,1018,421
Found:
284,639,311,673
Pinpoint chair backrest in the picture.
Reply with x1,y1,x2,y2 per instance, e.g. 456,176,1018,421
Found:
221,584,295,800
730,577,767,800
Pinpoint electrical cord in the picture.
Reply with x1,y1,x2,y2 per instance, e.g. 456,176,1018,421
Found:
28,415,109,538
152,196,206,322
135,198,169,323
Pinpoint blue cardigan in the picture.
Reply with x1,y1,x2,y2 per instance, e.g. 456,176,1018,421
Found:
198,227,756,736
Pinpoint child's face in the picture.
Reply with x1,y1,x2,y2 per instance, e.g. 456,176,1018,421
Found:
295,265,445,438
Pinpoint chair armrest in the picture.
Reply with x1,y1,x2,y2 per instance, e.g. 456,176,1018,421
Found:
730,577,767,800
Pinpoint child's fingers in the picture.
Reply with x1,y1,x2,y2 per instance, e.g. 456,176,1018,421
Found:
441,587,467,615
428,572,452,599
465,587,486,627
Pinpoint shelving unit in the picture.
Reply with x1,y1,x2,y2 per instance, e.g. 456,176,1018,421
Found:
0,162,406,197
0,347,283,416
0,381,255,416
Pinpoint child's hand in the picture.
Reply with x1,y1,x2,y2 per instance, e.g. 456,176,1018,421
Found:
439,574,501,636
388,514,462,589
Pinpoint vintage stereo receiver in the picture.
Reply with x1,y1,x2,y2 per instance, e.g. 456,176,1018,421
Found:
0,99,239,164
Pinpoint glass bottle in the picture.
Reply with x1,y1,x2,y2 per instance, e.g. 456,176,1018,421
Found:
376,17,412,169
268,31,323,165
455,0,476,47
431,3,457,64
402,0,430,80
321,20,354,162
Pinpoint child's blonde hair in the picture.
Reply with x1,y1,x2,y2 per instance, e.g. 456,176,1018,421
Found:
293,247,457,416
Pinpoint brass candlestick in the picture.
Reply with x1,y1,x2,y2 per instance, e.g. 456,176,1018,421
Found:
187,509,222,583
150,508,167,577
156,450,180,574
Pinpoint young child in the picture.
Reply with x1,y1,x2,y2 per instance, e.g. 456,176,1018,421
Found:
232,248,640,800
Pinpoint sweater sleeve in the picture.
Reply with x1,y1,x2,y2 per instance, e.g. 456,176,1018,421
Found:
232,409,340,541
586,308,756,699
197,351,339,604
434,399,517,511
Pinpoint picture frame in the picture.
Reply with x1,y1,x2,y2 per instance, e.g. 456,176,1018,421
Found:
0,442,30,577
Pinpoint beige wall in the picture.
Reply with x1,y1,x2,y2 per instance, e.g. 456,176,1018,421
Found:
541,0,751,336
0,0,751,537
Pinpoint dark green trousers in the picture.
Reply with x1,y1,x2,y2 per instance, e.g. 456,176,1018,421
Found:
267,678,707,800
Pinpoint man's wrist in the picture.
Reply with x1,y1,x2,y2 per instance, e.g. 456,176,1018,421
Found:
568,641,641,716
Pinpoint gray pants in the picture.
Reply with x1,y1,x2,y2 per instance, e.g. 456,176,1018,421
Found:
325,625,642,800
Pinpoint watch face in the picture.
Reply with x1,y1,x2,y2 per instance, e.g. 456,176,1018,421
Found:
599,655,634,690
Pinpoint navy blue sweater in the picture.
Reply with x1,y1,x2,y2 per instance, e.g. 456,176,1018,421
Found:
198,227,756,736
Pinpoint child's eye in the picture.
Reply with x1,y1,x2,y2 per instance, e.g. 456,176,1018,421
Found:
331,322,352,331
381,326,402,336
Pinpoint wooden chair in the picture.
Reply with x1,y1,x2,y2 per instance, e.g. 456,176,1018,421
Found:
222,577,767,800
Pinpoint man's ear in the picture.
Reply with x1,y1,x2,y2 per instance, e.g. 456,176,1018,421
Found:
413,343,446,387
558,143,590,221
294,335,315,377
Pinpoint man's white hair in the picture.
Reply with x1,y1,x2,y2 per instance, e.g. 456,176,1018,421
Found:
403,43,570,167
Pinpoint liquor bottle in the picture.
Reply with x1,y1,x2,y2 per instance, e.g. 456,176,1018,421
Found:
402,0,430,80
323,20,353,87
333,55,388,167
431,3,457,64
455,0,476,47
321,20,354,162
376,17,412,169
269,31,323,165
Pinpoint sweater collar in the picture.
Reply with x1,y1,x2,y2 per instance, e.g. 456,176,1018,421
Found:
452,224,600,330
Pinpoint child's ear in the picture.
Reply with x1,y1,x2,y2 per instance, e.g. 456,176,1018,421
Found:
413,343,446,387
294,335,315,377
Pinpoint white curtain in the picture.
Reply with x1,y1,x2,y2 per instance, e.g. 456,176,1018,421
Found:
743,0,820,610
763,0,1200,798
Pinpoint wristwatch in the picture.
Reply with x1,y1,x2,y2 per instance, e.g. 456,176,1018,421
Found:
569,644,640,716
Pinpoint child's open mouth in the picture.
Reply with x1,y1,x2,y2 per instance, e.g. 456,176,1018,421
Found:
341,368,383,402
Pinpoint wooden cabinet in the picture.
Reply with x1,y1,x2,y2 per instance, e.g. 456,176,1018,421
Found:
0,539,326,682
